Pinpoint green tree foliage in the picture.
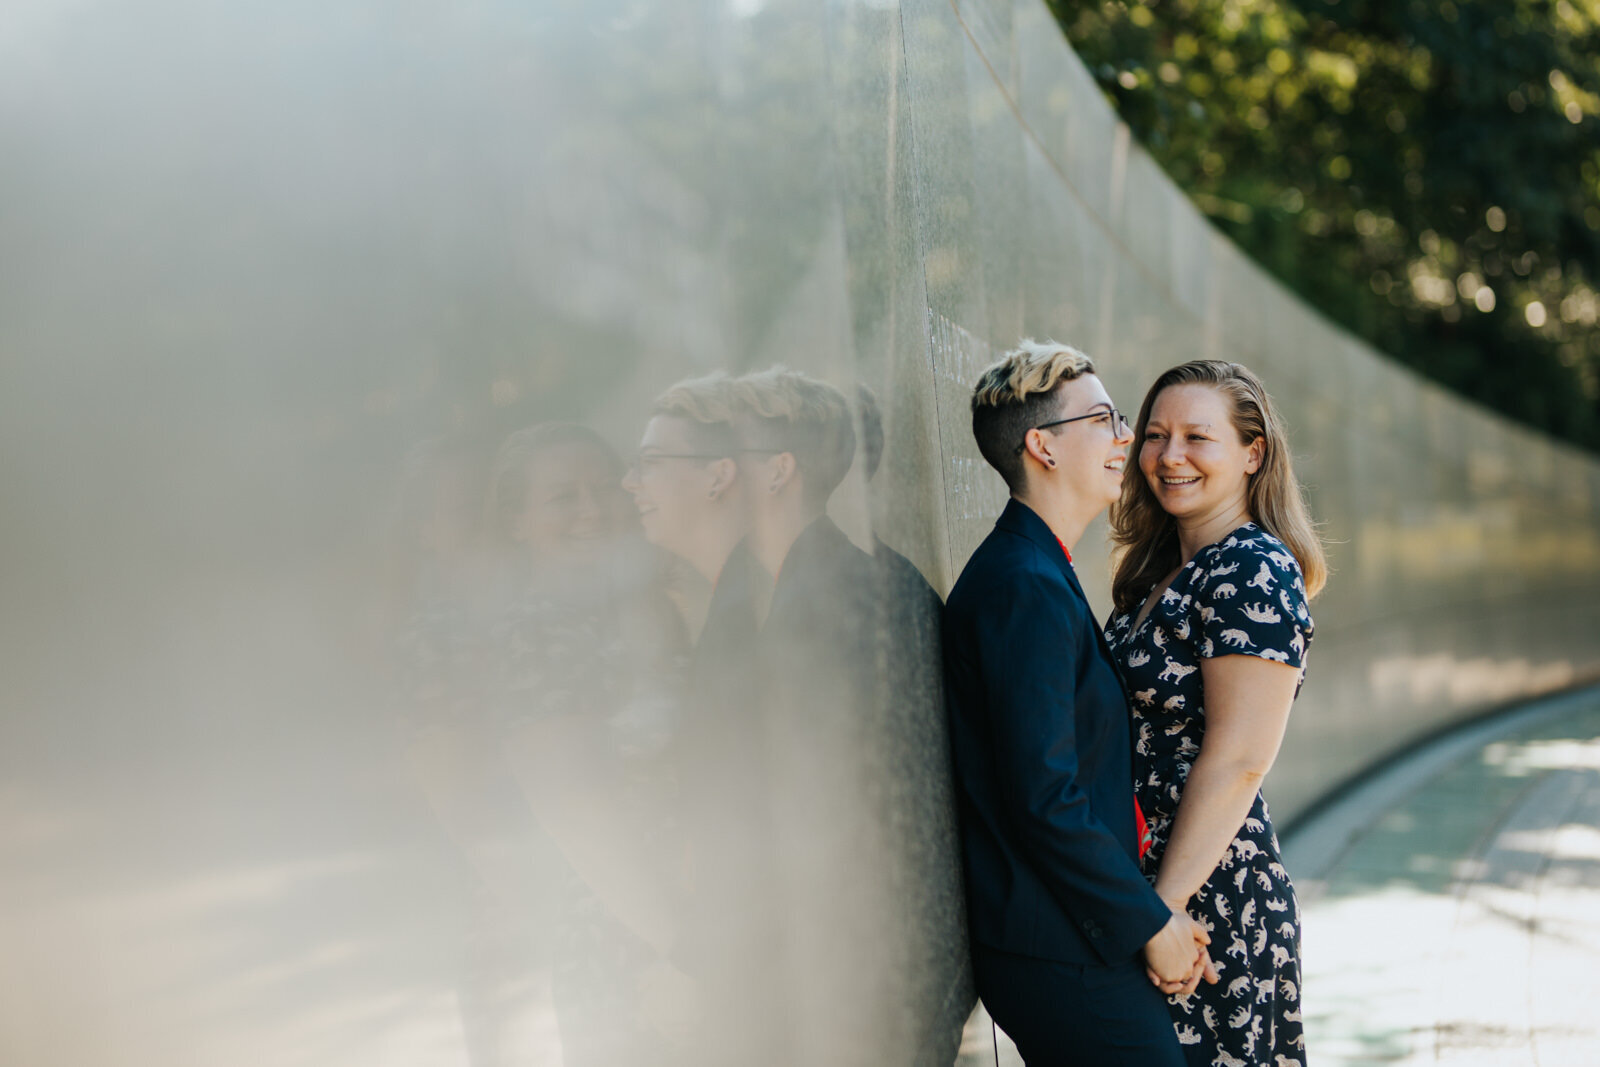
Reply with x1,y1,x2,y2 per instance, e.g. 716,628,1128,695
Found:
1050,0,1600,450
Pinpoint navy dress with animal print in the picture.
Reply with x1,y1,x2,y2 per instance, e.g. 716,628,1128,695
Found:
1105,523,1312,1067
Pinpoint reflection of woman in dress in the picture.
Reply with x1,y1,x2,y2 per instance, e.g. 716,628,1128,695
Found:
382,435,545,1056
486,422,689,1066
1104,361,1326,1067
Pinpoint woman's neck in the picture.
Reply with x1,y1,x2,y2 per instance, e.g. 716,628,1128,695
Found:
685,512,748,586
1175,500,1253,564
1014,483,1095,555
748,499,822,581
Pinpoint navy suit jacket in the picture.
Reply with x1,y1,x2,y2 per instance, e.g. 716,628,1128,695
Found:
943,499,1170,965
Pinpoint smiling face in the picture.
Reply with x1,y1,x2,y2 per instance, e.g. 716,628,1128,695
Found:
514,440,630,564
621,414,729,557
1039,373,1134,509
1139,383,1263,523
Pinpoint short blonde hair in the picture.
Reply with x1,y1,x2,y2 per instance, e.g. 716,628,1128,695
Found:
652,372,736,425
650,372,738,456
729,367,856,506
971,339,1096,410
970,339,1097,490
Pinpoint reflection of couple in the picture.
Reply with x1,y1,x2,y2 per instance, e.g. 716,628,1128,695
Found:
393,366,927,1066
945,342,1325,1066
624,367,925,1065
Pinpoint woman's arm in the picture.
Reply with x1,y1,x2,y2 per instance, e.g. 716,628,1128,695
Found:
1152,653,1301,909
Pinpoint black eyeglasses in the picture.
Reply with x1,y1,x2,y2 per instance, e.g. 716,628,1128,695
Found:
1015,406,1129,454
631,450,726,472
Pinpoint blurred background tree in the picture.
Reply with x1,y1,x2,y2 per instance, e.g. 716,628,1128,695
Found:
1049,0,1600,451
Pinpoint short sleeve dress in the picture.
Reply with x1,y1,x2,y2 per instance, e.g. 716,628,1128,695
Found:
489,567,689,1067
1104,523,1313,1067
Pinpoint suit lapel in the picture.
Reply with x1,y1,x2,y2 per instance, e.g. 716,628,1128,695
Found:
995,499,1119,660
995,498,1077,586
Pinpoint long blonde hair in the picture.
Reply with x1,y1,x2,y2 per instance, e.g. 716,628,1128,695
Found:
1110,360,1327,615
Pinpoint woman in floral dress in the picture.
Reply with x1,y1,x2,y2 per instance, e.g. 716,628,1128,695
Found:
486,422,689,1066
1105,361,1327,1067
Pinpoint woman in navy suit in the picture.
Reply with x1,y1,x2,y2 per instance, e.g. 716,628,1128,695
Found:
944,340,1216,1066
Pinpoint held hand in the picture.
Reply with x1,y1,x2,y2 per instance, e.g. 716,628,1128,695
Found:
1147,965,1187,996
1178,909,1219,990
1142,911,1203,987
1160,932,1218,997
1144,909,1217,996
1195,930,1219,987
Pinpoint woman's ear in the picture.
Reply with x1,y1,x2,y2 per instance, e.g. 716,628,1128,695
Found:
768,451,798,494
1245,435,1265,475
707,456,737,500
1023,428,1057,470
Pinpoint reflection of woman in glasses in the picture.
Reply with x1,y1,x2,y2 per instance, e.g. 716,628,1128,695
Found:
621,374,746,640
486,422,692,1066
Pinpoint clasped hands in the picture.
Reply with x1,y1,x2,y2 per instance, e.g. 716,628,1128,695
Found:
1142,902,1219,997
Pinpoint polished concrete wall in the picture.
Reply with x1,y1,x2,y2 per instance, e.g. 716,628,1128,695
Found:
3,0,1600,1064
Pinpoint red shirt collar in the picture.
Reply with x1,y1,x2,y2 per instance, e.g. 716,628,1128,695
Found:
1056,537,1072,564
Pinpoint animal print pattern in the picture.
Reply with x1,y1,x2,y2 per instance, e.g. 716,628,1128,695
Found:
391,584,489,737
1106,524,1313,1067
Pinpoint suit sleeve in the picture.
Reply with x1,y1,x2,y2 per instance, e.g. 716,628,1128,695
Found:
975,562,1171,964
